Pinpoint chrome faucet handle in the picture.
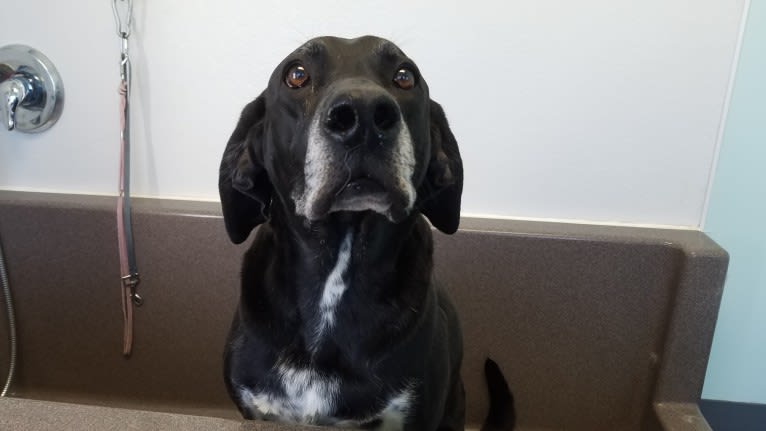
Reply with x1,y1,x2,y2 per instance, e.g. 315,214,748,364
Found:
1,75,31,131
0,45,64,133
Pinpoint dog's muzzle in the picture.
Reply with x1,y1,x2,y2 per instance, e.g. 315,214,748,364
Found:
294,79,417,222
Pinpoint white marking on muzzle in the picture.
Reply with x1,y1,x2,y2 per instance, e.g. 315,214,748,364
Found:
294,114,331,219
392,123,416,214
294,111,417,221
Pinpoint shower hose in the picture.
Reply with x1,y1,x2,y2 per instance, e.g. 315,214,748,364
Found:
0,233,17,397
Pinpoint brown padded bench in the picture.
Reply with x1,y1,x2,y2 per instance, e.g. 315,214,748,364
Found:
0,191,728,430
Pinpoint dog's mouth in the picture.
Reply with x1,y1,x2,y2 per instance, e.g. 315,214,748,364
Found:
336,177,386,199
329,177,394,216
295,171,413,223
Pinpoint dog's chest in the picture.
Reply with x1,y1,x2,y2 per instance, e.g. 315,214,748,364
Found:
239,365,413,430
239,232,413,429
310,231,354,352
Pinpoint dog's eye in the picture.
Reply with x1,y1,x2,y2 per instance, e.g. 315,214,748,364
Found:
285,64,310,88
393,68,416,90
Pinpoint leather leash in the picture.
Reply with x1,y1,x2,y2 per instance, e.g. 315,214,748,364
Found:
114,0,142,357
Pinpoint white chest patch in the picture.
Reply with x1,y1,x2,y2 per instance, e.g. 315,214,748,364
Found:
239,378,414,430
240,365,339,423
311,231,353,351
375,388,414,430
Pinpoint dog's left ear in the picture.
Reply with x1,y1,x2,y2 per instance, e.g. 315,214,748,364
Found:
418,100,464,234
219,94,273,244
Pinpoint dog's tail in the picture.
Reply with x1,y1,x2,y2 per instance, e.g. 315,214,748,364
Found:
480,358,516,431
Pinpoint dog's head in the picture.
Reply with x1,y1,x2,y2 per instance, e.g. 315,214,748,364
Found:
220,36,463,244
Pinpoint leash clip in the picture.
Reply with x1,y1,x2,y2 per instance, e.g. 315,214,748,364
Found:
112,0,133,39
121,273,143,306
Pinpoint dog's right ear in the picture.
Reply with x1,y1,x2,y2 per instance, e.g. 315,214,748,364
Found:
219,94,273,244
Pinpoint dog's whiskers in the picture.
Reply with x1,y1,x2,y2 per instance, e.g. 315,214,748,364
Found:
334,144,364,197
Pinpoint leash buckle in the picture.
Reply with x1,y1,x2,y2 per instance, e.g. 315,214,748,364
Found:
121,273,143,306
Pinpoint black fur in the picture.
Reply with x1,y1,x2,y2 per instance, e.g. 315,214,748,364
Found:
219,36,508,430
481,359,516,431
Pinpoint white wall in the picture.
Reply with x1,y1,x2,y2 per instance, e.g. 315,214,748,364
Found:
0,1,746,228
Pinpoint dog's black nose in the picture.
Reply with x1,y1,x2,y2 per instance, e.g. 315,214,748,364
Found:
324,94,401,142
326,102,358,134
372,98,399,132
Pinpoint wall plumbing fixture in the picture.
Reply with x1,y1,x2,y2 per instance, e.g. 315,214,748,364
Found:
0,44,64,133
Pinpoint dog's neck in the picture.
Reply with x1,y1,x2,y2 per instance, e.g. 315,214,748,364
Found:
251,205,434,359
269,206,432,288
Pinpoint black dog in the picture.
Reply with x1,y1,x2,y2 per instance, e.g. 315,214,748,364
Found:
220,36,512,430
